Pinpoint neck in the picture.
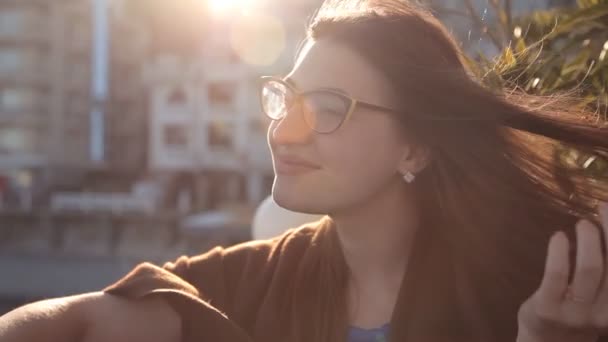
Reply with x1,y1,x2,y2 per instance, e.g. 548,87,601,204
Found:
329,179,419,285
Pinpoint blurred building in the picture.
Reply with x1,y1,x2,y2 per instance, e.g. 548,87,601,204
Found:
0,0,323,212
0,0,147,210
144,55,272,210
141,0,323,212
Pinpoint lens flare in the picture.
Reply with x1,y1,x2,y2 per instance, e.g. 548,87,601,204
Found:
208,0,253,15
230,12,286,66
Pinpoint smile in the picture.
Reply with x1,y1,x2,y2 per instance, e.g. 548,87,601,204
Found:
274,156,321,175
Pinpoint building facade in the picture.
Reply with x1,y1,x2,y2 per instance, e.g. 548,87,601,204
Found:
0,0,148,209
144,1,323,210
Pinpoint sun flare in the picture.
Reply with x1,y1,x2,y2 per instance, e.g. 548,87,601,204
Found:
208,0,254,15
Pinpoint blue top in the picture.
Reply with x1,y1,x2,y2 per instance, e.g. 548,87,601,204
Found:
348,324,390,342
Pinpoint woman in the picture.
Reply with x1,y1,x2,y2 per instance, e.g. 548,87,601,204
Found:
1,0,607,341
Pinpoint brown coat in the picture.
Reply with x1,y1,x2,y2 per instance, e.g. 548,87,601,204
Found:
102,216,502,342
104,218,334,342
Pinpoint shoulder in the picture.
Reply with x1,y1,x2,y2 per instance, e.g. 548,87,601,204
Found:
102,216,332,320
168,216,331,319
177,216,330,282
226,218,322,260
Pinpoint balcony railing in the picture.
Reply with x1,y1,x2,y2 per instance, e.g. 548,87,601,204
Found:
0,208,251,260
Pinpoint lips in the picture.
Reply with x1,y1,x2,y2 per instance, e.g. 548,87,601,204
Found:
274,155,321,175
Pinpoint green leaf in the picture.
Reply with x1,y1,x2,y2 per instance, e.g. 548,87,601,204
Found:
495,47,517,72
592,77,605,92
548,5,608,38
514,38,527,54
560,50,591,76
577,0,600,9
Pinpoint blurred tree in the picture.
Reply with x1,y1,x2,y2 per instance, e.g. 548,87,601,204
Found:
456,0,608,180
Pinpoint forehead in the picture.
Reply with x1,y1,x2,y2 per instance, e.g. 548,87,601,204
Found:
285,39,397,106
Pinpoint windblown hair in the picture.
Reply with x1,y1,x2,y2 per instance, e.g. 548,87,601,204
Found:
281,1,608,341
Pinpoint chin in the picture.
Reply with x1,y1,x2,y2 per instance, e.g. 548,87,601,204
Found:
272,181,328,215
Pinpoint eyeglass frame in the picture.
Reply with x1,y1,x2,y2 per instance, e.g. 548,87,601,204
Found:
258,76,402,134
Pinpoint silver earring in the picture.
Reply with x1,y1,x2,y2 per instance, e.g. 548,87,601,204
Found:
402,171,415,183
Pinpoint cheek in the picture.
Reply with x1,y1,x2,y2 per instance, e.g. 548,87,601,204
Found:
272,143,397,214
327,118,401,172
319,125,403,195
271,118,404,213
328,139,397,184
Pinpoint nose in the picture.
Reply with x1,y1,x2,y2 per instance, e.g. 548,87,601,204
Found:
268,102,314,146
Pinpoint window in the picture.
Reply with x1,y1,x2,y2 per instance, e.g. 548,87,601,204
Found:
207,121,234,150
0,10,24,36
167,87,187,105
207,82,236,108
0,127,38,154
163,124,189,147
0,88,34,111
0,49,22,73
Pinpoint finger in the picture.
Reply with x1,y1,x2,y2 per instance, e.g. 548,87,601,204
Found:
600,202,608,289
600,201,608,266
537,231,570,304
570,220,603,303
593,203,608,319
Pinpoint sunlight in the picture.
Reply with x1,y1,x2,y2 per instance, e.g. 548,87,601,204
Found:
230,12,286,66
208,0,254,15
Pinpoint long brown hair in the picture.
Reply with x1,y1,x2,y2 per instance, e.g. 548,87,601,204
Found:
283,0,608,341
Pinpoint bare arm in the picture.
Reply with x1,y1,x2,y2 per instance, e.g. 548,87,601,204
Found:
0,291,181,342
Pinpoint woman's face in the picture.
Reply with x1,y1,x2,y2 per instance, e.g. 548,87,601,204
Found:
268,39,413,214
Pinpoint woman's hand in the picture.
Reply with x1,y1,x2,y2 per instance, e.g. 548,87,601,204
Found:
517,202,608,342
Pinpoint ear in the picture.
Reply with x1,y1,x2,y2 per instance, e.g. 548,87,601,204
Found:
397,143,432,175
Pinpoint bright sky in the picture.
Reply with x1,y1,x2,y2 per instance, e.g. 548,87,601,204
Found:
204,0,285,66
230,11,286,66
208,0,257,15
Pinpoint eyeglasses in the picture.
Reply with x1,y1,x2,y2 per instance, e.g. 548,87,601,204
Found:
258,76,400,134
